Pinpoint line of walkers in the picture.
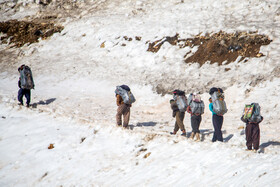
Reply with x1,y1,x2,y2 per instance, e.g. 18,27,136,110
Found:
169,88,227,143
114,84,263,152
15,65,264,152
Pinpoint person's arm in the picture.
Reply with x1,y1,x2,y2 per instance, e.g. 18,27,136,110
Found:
187,105,192,114
240,116,248,123
18,78,21,88
260,116,264,123
116,95,122,106
209,103,214,113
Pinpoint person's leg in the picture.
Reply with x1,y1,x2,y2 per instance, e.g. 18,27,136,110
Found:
116,104,125,126
190,116,196,139
18,89,24,105
123,105,130,128
192,115,201,133
212,115,217,142
245,123,253,150
24,89,31,106
216,115,224,142
176,112,185,132
252,124,260,150
195,115,202,141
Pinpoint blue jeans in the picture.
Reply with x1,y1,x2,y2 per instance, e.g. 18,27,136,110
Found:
18,88,31,105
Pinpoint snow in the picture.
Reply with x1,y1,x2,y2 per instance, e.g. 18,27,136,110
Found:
1,0,280,186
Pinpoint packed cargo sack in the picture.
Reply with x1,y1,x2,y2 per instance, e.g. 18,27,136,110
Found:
243,103,262,123
188,93,204,114
243,104,254,119
210,88,227,115
19,65,35,89
115,85,136,104
173,90,187,112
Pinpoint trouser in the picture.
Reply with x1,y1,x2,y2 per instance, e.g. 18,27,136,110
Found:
116,104,130,127
174,111,185,132
191,115,202,133
245,123,260,150
212,114,223,142
18,88,31,105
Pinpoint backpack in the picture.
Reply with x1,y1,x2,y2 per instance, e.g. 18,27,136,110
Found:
173,90,187,112
188,93,204,114
243,103,262,123
243,104,254,119
210,88,227,115
174,95,188,112
115,85,136,104
19,65,35,89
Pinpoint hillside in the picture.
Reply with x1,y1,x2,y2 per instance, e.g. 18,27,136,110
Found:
1,0,280,186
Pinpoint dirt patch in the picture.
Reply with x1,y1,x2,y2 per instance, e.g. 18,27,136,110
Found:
147,31,272,65
0,19,64,47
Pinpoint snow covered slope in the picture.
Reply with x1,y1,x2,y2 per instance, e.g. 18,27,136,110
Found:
1,0,280,186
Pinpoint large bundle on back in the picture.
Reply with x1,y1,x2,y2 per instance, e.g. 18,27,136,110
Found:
209,87,227,115
19,65,35,89
115,85,136,104
188,93,204,114
243,103,262,123
173,90,188,112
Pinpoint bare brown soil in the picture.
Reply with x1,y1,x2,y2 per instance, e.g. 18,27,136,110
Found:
147,31,272,65
0,19,64,47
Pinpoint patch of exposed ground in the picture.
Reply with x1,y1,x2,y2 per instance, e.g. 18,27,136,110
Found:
0,19,64,47
147,31,272,65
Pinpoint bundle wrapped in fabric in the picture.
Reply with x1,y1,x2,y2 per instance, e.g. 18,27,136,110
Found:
173,90,188,112
19,65,35,89
115,85,136,104
210,88,227,115
188,93,204,114
243,103,262,123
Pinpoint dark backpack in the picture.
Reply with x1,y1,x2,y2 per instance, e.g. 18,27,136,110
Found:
173,89,185,96
19,65,35,89
120,85,130,91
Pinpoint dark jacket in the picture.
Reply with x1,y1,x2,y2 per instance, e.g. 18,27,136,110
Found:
170,101,179,117
18,78,21,89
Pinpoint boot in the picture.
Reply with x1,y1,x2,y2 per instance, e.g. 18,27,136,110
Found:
170,131,177,135
181,130,186,136
190,132,195,139
195,133,200,141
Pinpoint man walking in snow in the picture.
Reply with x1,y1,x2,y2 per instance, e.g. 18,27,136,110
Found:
209,97,224,142
241,108,263,152
186,93,204,141
169,90,187,136
17,65,34,107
